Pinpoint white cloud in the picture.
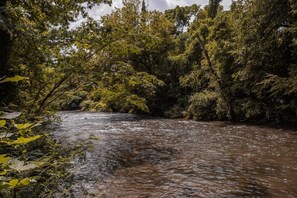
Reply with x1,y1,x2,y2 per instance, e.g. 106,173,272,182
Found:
148,0,232,11
71,0,232,28
165,0,188,7
112,0,124,8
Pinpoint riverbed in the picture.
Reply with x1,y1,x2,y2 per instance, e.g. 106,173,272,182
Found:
53,111,297,197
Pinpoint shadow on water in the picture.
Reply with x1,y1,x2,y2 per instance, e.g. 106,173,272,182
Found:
105,137,176,169
226,180,270,198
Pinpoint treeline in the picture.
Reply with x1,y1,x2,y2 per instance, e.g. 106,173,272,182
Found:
1,0,297,124
165,0,297,123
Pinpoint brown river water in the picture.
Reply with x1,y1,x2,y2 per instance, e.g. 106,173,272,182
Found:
53,111,297,197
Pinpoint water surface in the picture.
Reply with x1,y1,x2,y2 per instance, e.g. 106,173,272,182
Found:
54,111,297,197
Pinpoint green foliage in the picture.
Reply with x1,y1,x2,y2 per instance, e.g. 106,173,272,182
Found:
0,78,45,187
177,0,297,123
177,3,235,120
0,76,28,84
78,1,173,114
0,155,11,164
3,135,42,145
0,118,42,193
0,112,83,197
1,1,297,195
0,1,112,196
0,0,111,116
0,120,6,128
231,0,297,122
1,0,296,124
188,91,218,120
165,4,199,34
208,0,223,19
85,62,164,113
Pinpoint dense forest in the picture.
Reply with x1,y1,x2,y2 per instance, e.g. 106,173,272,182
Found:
0,0,297,196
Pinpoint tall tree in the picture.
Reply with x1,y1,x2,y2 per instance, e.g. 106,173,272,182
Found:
234,0,297,122
141,0,147,13
80,0,174,114
208,0,222,19
181,1,235,120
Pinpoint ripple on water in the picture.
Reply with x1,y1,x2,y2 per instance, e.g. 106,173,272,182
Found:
53,112,297,197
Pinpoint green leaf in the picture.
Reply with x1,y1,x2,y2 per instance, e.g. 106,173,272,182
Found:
0,171,7,176
19,178,30,186
9,179,19,188
1,178,31,189
0,154,11,164
0,182,10,190
32,161,46,167
2,178,31,189
0,75,28,83
15,123,34,130
9,135,42,145
0,120,6,128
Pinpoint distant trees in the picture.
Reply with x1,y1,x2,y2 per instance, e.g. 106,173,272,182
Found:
80,0,174,113
231,0,297,122
180,0,297,123
1,0,296,123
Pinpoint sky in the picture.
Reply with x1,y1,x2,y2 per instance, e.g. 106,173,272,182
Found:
72,0,232,28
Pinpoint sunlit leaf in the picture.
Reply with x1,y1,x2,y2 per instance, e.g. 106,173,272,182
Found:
32,157,50,167
19,178,30,186
32,161,46,167
15,123,34,130
0,154,11,164
9,135,42,145
0,75,28,83
0,171,7,176
9,179,19,187
0,120,6,128
1,178,31,189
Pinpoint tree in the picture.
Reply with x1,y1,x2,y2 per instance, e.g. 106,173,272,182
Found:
208,0,222,19
80,0,174,113
179,1,237,120
165,4,199,35
0,0,111,116
234,0,297,122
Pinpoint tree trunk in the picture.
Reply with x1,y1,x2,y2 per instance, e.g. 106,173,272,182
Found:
196,34,234,120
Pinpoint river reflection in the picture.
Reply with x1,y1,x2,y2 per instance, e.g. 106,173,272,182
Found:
54,112,297,197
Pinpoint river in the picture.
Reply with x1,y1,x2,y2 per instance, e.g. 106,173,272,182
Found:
53,111,297,197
